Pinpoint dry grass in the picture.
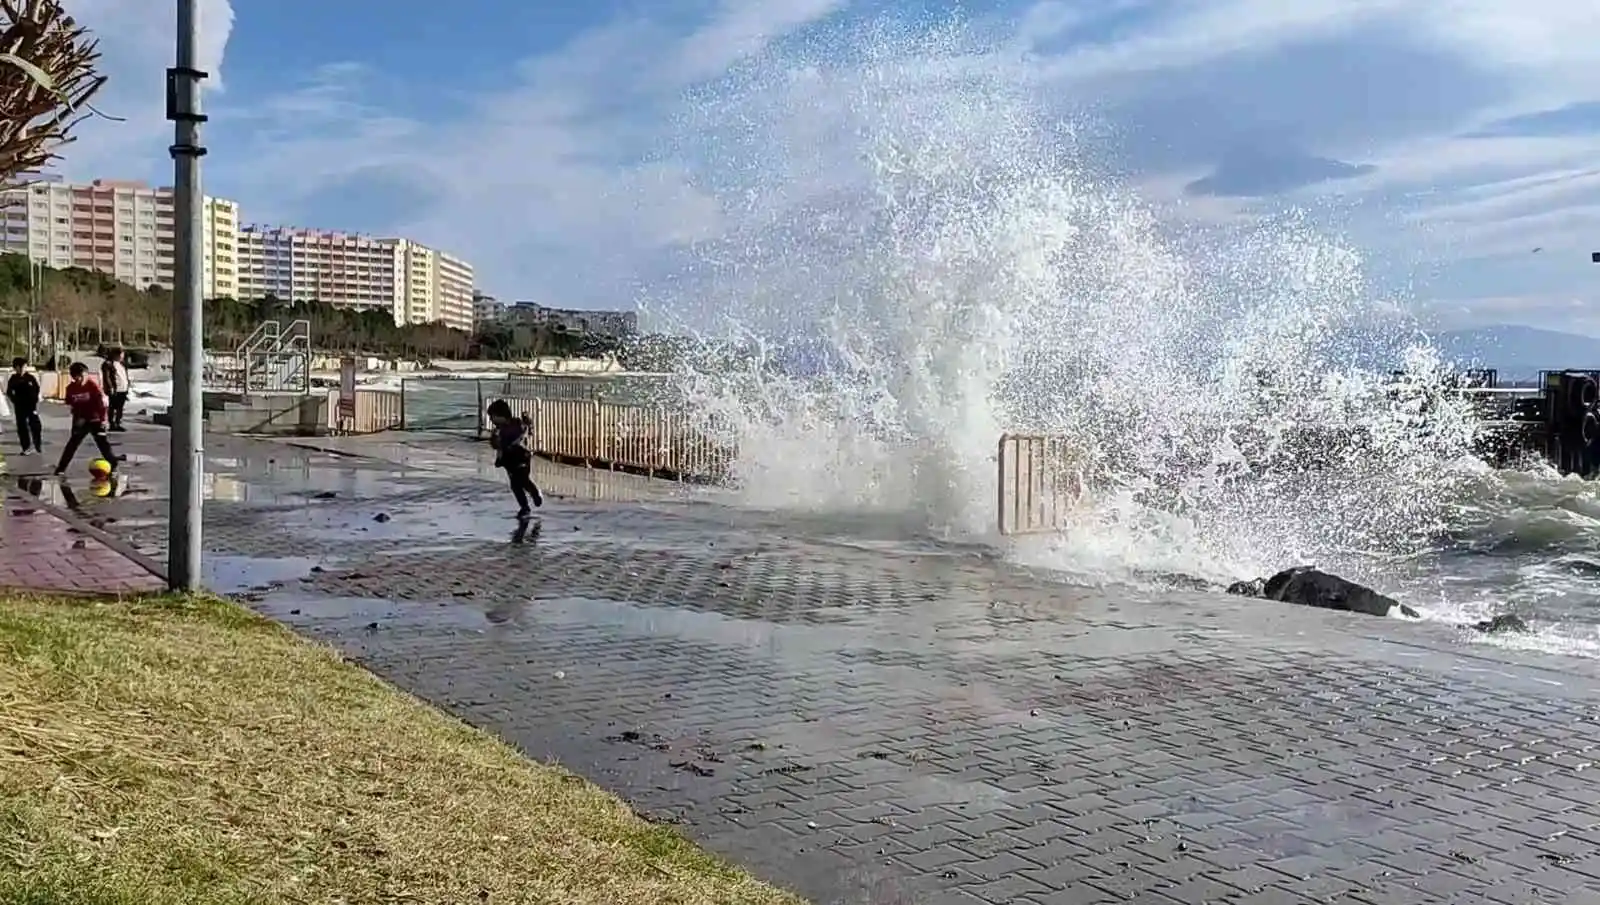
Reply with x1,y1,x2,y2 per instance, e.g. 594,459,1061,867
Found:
0,594,806,905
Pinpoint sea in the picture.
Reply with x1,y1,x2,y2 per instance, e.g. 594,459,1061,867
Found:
120,20,1600,662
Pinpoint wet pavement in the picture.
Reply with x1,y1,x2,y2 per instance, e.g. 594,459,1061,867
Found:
0,485,163,596
23,422,1600,904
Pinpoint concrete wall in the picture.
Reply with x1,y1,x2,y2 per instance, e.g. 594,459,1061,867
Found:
205,393,329,436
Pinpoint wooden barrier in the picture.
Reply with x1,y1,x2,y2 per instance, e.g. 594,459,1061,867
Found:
486,396,734,482
997,433,1087,535
328,388,404,434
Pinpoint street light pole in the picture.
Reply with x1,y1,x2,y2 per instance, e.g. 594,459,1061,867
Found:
165,0,208,590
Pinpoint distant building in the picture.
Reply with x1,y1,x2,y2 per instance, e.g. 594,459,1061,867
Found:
505,301,638,339
235,225,475,332
0,178,239,297
472,290,504,329
0,177,481,332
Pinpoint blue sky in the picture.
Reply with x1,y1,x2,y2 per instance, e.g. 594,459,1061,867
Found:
55,0,1600,334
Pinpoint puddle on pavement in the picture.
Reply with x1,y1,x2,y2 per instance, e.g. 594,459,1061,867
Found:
254,592,399,623
206,554,325,594
273,504,555,547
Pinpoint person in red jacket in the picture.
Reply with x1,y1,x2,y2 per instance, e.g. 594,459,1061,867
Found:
54,362,118,476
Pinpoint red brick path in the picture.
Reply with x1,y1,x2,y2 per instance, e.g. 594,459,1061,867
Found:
0,493,164,595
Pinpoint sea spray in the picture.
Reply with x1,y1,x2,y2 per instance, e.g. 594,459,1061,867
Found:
642,14,1483,584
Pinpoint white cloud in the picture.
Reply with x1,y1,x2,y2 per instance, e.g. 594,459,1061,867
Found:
1403,0,1600,102
54,0,233,182
668,0,848,83
1036,0,1394,82
53,0,1600,331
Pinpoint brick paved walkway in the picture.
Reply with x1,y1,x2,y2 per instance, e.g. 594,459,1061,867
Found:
65,431,1600,904
0,489,163,595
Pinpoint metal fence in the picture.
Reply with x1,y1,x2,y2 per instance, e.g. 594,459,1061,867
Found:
327,379,731,481
485,396,733,481
327,388,405,435
997,433,1088,535
497,373,679,405
379,374,683,435
328,380,1095,507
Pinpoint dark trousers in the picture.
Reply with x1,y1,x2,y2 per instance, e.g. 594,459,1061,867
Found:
56,419,116,474
13,405,40,451
503,459,542,511
108,391,128,428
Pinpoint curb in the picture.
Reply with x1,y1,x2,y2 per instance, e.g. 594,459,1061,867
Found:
6,487,169,585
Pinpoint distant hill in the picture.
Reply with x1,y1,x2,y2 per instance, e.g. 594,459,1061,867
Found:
1429,325,1600,379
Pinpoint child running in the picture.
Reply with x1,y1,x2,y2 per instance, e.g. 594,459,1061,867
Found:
54,362,118,477
486,398,543,517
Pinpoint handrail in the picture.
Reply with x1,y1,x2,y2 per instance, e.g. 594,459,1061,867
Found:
233,319,311,394
236,320,280,359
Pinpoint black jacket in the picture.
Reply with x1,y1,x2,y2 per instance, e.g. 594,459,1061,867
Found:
6,372,39,410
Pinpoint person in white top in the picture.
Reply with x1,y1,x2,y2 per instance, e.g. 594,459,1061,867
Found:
99,348,130,432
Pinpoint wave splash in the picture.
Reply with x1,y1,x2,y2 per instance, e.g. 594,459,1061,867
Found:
645,19,1482,586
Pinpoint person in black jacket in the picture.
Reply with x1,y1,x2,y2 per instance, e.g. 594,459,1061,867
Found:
6,357,41,454
485,398,543,516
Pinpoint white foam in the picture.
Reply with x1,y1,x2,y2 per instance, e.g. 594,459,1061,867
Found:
648,19,1480,587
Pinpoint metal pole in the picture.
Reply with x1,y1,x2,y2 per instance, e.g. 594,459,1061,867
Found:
166,0,208,591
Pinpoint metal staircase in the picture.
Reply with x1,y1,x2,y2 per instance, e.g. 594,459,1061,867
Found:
225,319,311,394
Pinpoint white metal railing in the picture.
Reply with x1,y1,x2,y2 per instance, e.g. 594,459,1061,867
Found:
227,319,311,394
997,433,1088,535
484,396,734,481
328,388,404,434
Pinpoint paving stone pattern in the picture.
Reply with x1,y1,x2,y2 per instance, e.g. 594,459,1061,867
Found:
0,492,162,595
75,436,1600,905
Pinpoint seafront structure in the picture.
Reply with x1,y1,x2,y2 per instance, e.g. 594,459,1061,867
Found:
0,175,240,297
235,225,474,332
504,300,638,339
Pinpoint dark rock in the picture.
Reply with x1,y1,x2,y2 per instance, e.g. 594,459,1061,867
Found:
1257,567,1419,618
1226,578,1266,597
312,490,338,500
1473,613,1529,635
373,512,391,523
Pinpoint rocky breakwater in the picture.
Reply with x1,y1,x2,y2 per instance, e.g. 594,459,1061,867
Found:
1227,566,1529,636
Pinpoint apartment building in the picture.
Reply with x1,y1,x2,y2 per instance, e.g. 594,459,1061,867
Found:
237,226,405,316
0,177,239,295
506,301,639,339
200,196,240,299
472,290,504,328
435,249,474,331
235,225,475,331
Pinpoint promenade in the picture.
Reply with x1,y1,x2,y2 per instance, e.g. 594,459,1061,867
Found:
32,425,1600,905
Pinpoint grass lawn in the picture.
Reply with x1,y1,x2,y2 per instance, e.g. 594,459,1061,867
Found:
0,594,804,905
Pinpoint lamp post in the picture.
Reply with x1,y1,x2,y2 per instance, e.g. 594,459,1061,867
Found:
165,0,207,590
